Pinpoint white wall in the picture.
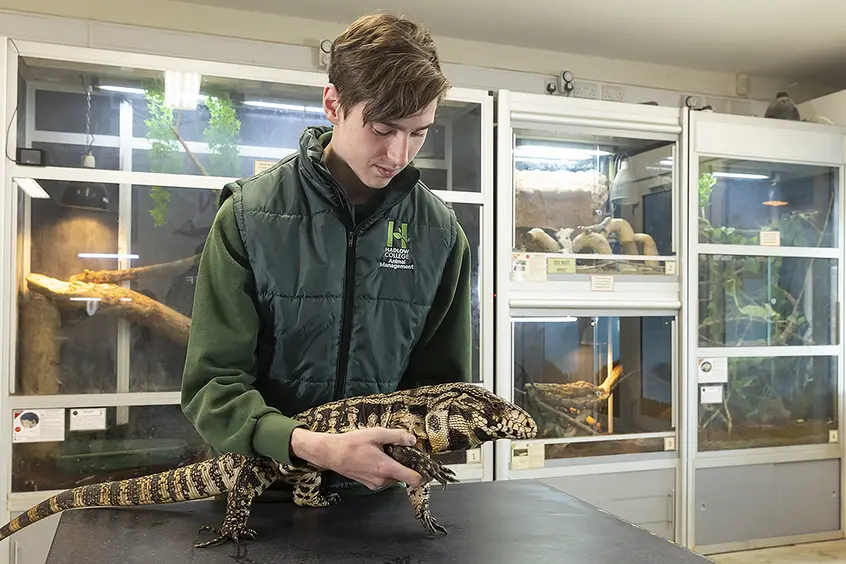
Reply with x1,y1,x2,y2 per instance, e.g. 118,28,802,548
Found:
0,0,832,104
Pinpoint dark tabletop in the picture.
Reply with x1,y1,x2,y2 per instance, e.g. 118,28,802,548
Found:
45,479,713,564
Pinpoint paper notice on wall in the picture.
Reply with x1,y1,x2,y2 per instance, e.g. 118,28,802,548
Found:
69,408,107,432
700,385,724,405
590,275,614,292
697,357,728,384
511,441,544,470
12,408,65,443
511,253,546,281
759,230,781,246
253,160,276,175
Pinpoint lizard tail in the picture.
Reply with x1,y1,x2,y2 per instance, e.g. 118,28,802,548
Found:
0,453,243,541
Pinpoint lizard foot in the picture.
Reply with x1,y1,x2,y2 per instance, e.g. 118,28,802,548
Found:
419,510,448,536
321,491,342,506
427,461,458,490
293,486,342,508
194,524,258,550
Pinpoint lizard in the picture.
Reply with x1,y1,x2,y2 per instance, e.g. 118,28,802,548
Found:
0,382,537,555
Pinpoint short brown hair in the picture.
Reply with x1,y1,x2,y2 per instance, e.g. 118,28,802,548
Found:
328,12,451,124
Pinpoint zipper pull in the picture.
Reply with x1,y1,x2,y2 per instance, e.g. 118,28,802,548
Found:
348,232,354,248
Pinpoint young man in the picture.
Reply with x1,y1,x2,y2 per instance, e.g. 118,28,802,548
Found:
180,12,473,498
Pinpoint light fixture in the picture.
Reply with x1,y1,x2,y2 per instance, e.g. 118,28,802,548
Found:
243,100,324,113
165,70,202,110
610,158,637,205
97,85,146,95
762,191,787,206
713,172,769,180
78,253,139,260
13,177,49,199
514,144,610,161
61,176,110,211
762,175,787,206
62,79,111,212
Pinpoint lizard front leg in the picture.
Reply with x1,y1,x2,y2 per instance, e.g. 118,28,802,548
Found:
292,472,341,508
384,445,454,536
405,482,447,536
383,444,459,489
194,456,279,557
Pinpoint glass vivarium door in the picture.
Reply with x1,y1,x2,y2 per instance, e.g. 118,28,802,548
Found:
511,313,677,464
5,49,496,495
695,155,840,452
511,131,676,277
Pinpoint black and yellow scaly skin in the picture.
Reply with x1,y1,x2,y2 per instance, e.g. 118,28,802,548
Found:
0,382,537,554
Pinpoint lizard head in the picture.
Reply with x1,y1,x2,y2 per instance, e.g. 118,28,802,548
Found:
424,383,538,453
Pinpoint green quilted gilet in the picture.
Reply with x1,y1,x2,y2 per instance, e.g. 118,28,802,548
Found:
220,126,458,417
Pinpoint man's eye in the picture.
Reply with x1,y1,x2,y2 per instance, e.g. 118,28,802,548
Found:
373,128,390,136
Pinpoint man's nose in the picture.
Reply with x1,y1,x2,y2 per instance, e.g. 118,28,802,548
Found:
386,135,410,166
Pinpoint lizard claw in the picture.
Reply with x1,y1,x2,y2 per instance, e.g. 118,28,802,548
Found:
420,511,448,536
433,465,458,489
193,525,258,550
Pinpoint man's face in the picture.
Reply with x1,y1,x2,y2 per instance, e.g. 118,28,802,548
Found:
322,85,437,189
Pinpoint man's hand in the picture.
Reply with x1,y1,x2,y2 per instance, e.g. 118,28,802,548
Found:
290,427,425,490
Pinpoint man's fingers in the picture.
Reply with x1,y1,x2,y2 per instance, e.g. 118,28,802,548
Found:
368,427,417,446
383,458,425,487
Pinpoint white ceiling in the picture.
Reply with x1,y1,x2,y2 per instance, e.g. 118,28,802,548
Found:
178,0,846,83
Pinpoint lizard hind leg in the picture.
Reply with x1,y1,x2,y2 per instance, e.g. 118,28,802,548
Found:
405,482,447,536
193,456,277,556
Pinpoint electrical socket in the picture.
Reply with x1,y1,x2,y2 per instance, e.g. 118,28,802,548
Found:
573,81,599,99
602,85,625,102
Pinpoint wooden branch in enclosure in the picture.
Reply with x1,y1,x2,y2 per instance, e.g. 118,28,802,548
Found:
69,254,201,284
597,364,624,396
531,395,599,436
26,273,191,345
171,125,209,176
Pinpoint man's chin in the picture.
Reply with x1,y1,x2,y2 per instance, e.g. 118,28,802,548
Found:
362,175,392,190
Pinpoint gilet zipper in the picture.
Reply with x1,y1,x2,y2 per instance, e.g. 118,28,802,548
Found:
330,187,416,402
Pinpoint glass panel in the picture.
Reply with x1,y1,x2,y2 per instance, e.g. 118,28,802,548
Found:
698,158,838,248
15,179,122,395
513,315,674,457
417,100,481,193
698,255,836,347
451,203,482,383
11,404,208,492
698,356,837,451
129,185,218,392
512,129,674,275
14,182,485,394
18,56,479,191
544,437,667,460
19,55,329,177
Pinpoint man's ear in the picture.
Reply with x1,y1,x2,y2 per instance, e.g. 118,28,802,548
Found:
323,84,342,124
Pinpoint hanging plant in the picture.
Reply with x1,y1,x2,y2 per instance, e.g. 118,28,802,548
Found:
202,90,241,177
141,85,242,226
143,86,181,227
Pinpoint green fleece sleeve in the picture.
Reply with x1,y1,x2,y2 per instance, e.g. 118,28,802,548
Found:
399,221,473,388
180,196,305,465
